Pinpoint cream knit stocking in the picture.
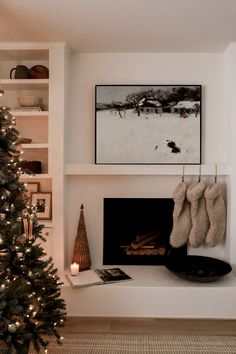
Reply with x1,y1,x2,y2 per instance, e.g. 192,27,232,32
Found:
170,181,192,248
204,182,226,247
187,181,209,248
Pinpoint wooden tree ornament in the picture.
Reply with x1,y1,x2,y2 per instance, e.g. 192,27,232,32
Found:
72,204,91,271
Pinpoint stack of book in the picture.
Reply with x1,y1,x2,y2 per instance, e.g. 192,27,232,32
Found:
65,267,132,288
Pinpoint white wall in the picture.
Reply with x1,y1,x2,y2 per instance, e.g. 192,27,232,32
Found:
65,52,228,268
224,43,236,267
67,53,227,164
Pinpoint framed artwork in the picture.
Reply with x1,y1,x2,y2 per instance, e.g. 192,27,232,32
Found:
95,85,201,165
31,192,52,220
25,182,40,204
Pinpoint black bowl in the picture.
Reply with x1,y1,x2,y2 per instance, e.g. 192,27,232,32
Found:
165,255,232,283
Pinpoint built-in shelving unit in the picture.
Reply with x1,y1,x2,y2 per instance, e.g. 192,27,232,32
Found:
0,43,68,275
0,45,50,174
0,44,53,261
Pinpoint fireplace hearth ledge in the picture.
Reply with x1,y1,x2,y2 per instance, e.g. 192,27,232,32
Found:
62,266,236,318
62,265,236,288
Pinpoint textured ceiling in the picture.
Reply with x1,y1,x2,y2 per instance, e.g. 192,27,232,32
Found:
0,0,236,52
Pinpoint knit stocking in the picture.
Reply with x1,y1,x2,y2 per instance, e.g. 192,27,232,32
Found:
170,181,192,248
187,181,209,248
204,182,226,247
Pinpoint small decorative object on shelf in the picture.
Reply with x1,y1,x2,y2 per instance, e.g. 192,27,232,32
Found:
29,65,49,79
72,204,91,271
18,95,42,107
9,64,49,79
70,262,79,276
18,138,32,144
22,160,42,174
10,65,30,79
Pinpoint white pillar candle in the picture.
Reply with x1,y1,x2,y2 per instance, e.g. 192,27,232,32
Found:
70,262,79,276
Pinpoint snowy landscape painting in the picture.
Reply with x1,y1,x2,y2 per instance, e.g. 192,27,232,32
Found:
95,85,201,164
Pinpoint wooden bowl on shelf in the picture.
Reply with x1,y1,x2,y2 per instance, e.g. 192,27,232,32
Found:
165,255,232,283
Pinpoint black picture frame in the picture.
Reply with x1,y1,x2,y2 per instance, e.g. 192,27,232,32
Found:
95,85,201,165
31,192,52,220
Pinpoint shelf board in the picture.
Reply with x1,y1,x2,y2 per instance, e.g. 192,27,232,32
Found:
65,164,230,176
20,174,50,180
11,110,48,117
0,79,49,90
0,48,49,61
22,143,48,149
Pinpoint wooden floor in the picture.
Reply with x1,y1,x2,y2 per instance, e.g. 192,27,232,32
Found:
63,317,236,336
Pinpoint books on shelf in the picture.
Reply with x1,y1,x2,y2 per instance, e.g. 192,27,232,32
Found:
65,267,132,288
94,268,132,283
66,269,103,288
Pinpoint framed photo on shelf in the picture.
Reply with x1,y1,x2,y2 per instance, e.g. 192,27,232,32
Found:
31,192,52,220
95,85,201,165
25,182,40,204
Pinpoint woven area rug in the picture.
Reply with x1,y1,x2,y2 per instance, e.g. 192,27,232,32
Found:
26,333,236,353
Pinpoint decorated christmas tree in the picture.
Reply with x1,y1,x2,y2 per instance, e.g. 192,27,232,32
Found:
0,106,66,353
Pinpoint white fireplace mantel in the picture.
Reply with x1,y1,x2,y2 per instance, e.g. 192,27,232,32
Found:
65,163,230,176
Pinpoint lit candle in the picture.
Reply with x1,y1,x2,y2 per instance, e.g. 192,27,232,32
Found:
70,262,79,276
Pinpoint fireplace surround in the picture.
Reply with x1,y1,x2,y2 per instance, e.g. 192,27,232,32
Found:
103,198,187,265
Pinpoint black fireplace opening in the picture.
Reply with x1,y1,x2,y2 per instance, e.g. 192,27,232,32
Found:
103,198,187,265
